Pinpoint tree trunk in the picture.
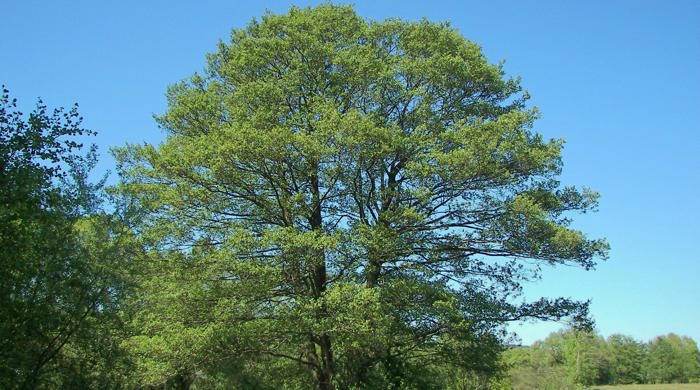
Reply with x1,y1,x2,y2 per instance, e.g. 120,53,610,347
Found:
306,338,335,390
366,258,381,288
308,163,335,390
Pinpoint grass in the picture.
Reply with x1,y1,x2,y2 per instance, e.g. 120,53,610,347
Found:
590,384,700,390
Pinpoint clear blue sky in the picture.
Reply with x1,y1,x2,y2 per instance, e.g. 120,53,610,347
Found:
2,0,698,345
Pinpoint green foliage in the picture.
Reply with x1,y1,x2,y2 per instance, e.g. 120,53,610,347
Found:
503,349,580,390
504,330,700,389
501,331,591,389
608,334,646,384
0,87,132,389
646,334,700,384
114,5,607,389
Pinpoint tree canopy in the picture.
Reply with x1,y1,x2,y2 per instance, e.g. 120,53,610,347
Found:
114,5,609,389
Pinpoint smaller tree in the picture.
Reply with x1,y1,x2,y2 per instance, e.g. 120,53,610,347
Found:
565,330,612,385
525,329,611,387
501,346,563,390
607,334,645,384
0,87,131,389
646,333,700,383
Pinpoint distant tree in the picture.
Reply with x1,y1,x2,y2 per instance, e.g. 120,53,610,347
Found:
0,87,131,389
115,5,608,389
607,334,645,384
534,329,611,386
565,330,612,385
506,329,611,387
504,330,700,388
501,345,576,390
646,333,700,383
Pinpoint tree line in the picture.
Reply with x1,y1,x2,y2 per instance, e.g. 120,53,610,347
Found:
501,330,700,389
0,4,623,389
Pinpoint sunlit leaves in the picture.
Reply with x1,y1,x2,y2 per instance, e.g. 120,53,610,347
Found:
114,5,608,388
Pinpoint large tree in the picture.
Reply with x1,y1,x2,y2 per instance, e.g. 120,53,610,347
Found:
116,5,608,389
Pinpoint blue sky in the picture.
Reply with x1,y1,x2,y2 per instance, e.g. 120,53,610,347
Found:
2,0,698,345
